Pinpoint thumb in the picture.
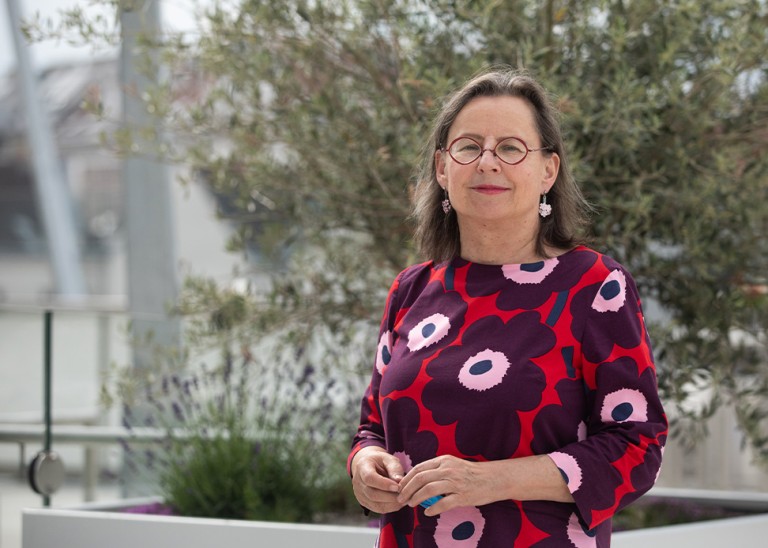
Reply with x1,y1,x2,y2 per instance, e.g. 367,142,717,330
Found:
385,458,405,482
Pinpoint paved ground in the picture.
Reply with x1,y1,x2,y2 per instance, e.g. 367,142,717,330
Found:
0,469,121,548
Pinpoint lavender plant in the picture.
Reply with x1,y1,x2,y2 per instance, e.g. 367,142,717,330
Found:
112,340,360,523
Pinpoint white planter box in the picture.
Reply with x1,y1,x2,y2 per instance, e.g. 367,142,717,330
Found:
22,498,378,548
613,513,768,547
22,497,768,548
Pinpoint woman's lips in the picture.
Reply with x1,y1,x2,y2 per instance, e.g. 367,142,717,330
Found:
472,185,509,195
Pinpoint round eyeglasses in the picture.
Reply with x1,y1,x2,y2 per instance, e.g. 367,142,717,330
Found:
443,136,551,166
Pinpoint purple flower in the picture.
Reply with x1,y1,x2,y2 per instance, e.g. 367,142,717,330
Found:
422,313,554,459
172,402,185,422
380,283,467,397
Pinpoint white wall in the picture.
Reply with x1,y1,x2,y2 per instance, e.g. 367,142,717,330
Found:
657,404,768,491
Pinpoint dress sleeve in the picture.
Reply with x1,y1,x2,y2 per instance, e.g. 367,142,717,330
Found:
347,270,404,476
548,265,668,530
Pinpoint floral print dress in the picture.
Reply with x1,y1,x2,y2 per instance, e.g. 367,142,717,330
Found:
350,246,667,547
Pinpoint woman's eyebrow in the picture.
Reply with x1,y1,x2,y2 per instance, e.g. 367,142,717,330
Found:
455,133,522,141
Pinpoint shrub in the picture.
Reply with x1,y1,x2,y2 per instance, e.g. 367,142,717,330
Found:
113,344,360,523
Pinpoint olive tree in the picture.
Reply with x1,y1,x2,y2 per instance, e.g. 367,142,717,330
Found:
35,0,768,459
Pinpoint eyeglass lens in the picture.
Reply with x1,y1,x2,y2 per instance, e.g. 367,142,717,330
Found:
448,137,528,165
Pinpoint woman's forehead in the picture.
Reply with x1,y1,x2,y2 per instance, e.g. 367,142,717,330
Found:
450,96,538,139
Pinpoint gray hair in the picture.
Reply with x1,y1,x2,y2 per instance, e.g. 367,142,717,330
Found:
411,67,590,262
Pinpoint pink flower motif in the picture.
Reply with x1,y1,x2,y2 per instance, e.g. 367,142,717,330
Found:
600,388,649,423
502,258,559,285
407,313,452,352
393,451,413,473
434,506,486,547
458,349,510,391
577,421,587,441
591,269,627,313
549,452,583,492
566,513,597,548
376,330,393,374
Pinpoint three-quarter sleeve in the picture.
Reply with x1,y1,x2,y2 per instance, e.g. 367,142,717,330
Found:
548,263,668,530
347,271,403,476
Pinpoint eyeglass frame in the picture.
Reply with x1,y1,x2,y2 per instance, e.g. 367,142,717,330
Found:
441,136,553,166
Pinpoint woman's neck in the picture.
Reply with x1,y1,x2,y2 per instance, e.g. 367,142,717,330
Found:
458,219,542,265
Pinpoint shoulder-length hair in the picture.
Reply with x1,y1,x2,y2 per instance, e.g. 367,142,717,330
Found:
411,67,591,262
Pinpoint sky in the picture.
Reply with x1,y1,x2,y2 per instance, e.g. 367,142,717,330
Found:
0,0,206,77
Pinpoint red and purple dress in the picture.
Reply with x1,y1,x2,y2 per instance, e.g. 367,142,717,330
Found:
349,246,667,547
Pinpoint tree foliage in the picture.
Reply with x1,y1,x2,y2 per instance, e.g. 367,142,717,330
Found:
43,0,768,459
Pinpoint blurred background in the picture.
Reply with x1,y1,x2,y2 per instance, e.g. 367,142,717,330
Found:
1,0,767,547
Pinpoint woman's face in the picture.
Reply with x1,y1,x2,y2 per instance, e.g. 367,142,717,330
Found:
435,95,560,228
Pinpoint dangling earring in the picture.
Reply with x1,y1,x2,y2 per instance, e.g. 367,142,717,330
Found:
442,189,452,214
539,193,552,218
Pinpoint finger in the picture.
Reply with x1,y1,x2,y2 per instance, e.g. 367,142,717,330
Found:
384,457,405,482
401,455,456,489
422,493,455,517
402,456,442,481
354,481,386,508
398,467,443,503
357,488,404,514
361,485,399,505
359,461,400,493
371,501,405,514
399,477,448,508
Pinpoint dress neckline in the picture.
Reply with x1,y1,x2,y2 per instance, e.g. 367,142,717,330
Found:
451,245,584,269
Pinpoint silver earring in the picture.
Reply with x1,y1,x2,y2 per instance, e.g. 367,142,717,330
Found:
442,189,452,214
539,193,552,218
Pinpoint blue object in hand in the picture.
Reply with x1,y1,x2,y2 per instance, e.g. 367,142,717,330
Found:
419,495,443,509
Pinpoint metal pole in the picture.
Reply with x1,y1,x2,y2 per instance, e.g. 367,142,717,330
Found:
120,0,181,368
120,0,181,497
43,310,53,507
4,0,87,300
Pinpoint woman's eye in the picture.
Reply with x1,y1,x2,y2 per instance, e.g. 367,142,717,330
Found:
499,142,522,153
458,143,480,153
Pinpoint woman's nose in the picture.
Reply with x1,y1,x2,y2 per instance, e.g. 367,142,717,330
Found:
477,149,501,172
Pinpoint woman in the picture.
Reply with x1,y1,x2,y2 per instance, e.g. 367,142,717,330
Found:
349,68,667,547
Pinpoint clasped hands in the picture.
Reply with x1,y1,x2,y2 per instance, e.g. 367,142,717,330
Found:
351,447,497,516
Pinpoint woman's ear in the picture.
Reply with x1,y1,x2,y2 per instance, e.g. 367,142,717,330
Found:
542,152,560,193
435,150,447,187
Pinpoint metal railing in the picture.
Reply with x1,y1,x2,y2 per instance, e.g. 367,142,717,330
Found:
0,300,127,502
0,422,187,501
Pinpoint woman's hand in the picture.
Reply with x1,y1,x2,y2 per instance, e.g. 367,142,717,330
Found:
395,455,495,516
351,446,406,514
396,454,573,516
